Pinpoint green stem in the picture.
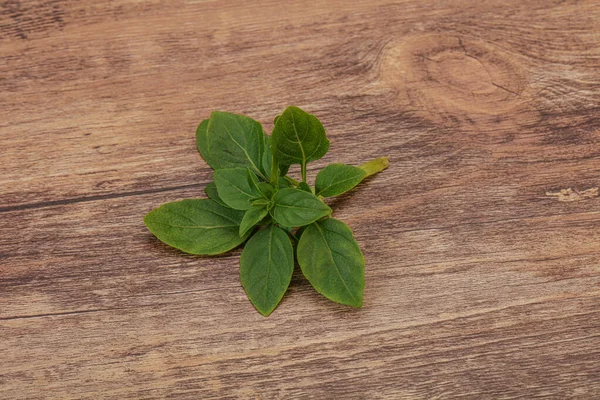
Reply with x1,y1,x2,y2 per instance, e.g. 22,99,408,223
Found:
270,156,279,187
359,156,390,178
301,161,307,183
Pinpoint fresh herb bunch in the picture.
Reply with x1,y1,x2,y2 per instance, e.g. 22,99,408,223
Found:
144,106,388,316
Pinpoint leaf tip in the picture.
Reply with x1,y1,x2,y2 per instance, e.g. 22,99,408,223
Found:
257,307,275,317
351,297,363,309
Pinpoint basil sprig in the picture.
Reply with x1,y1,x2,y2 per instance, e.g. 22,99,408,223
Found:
145,106,389,316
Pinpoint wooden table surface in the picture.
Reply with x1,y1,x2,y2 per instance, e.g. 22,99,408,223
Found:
2,1,600,398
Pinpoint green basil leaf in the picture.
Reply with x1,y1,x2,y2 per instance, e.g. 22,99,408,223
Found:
204,181,229,208
278,177,293,189
198,111,266,177
271,188,331,227
279,164,290,177
297,218,364,307
257,182,276,200
214,168,262,210
252,198,271,206
240,224,294,316
298,182,313,193
271,106,329,167
359,156,389,177
239,202,269,237
315,164,367,197
248,165,261,187
144,199,249,255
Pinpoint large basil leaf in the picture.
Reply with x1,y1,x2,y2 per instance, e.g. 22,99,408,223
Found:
239,201,269,237
271,188,331,227
271,106,329,167
240,224,294,316
297,218,364,307
197,112,266,177
315,164,366,197
214,168,262,210
144,199,249,255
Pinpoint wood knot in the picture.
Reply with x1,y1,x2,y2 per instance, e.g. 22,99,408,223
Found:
546,187,599,202
381,34,530,122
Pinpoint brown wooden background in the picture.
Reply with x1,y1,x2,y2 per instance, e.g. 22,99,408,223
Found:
1,1,600,398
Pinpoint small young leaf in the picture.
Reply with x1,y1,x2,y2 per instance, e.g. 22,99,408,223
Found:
298,182,313,193
198,111,266,177
240,224,294,316
278,177,293,189
214,168,262,210
279,163,290,178
248,165,261,187
271,188,331,228
271,106,330,167
144,199,249,255
239,202,269,237
359,156,390,177
315,164,367,197
297,218,364,308
204,181,229,208
257,182,276,199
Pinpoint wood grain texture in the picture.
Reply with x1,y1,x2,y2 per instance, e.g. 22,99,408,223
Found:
1,0,600,398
